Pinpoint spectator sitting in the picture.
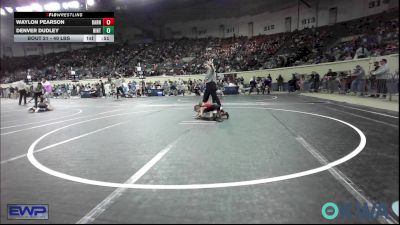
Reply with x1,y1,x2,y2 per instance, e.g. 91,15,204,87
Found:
354,45,370,59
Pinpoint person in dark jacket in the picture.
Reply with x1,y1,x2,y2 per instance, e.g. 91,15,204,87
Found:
326,69,337,93
288,74,298,93
100,80,106,97
311,71,320,92
276,75,284,91
263,75,272,94
249,76,258,95
33,82,43,108
368,61,380,97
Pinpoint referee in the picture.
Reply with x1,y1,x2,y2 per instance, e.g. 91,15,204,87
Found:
17,80,27,105
202,59,221,106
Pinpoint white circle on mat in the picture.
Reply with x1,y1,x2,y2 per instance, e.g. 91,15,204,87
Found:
27,107,366,189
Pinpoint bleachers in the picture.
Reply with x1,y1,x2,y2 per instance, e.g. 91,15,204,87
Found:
0,9,398,85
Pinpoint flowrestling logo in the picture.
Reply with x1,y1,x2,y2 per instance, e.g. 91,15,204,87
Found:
7,204,48,220
322,201,398,222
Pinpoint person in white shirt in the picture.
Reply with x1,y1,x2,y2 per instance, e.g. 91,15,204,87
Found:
122,81,129,94
114,75,124,99
68,83,73,97
104,83,111,97
370,59,390,98
76,84,81,96
354,45,370,59
17,80,27,105
177,78,183,86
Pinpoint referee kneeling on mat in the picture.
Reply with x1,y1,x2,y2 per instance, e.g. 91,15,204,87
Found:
203,58,222,106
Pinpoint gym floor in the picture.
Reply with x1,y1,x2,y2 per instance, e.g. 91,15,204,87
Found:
1,94,399,224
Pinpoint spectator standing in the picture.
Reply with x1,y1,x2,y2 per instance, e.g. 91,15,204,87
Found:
370,58,390,98
188,78,193,92
72,84,77,96
9,86,15,99
114,75,125,99
299,75,305,92
310,71,320,92
4,86,10,98
288,74,298,93
276,75,284,92
326,69,337,93
314,72,320,92
249,77,258,95
100,80,106,97
350,65,366,96
263,75,272,94
76,84,81,96
68,83,73,97
368,61,380,97
104,82,111,97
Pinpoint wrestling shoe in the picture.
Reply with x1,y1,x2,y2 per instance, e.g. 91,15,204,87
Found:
216,117,223,122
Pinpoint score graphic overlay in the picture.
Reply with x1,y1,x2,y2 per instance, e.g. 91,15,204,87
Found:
14,12,114,43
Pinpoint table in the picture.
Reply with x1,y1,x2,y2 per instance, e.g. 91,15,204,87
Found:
147,89,164,96
223,86,239,95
